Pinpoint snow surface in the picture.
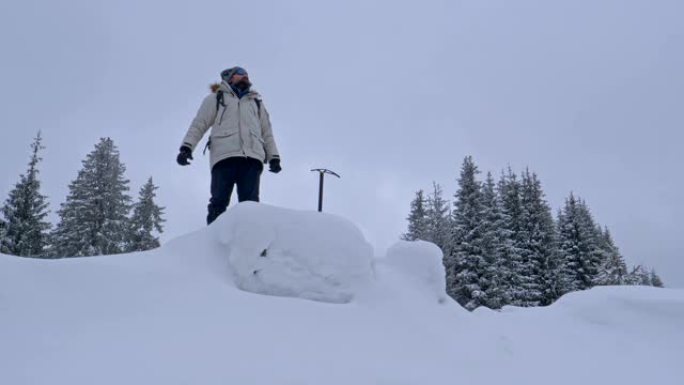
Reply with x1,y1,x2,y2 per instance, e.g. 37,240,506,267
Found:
381,240,449,304
213,203,374,303
1,202,682,385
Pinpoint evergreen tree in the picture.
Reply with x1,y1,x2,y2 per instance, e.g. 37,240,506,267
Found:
447,156,488,310
577,199,606,285
594,227,629,285
556,194,604,294
0,132,51,257
0,219,6,253
518,170,559,306
625,265,664,287
625,265,651,286
497,168,526,305
51,138,131,257
479,172,510,309
424,182,451,253
125,177,165,252
650,269,664,288
402,190,429,242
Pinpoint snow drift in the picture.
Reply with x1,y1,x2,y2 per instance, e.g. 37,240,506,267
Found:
1,202,682,385
210,203,375,303
381,240,449,303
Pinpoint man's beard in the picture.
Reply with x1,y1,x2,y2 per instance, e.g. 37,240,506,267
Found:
233,78,252,93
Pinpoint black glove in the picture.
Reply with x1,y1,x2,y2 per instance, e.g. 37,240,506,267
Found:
269,158,282,173
176,146,193,166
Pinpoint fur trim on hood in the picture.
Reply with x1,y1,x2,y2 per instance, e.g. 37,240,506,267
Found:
208,82,261,99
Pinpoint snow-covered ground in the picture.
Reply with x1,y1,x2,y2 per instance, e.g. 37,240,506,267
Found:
1,203,682,385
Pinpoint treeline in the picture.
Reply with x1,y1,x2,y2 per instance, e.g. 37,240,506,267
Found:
0,133,165,258
403,156,664,310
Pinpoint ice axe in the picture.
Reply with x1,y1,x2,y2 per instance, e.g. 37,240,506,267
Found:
310,168,340,212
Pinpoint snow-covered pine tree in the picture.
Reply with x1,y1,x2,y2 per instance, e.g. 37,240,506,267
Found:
479,172,510,309
556,194,604,294
125,177,165,252
50,137,131,257
447,156,488,310
518,170,560,306
576,199,605,286
402,190,429,242
557,196,578,293
594,227,629,285
497,168,526,306
625,265,652,286
650,269,664,288
425,182,451,254
0,132,51,257
0,219,6,252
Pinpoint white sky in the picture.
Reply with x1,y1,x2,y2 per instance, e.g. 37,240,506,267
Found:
1,0,682,286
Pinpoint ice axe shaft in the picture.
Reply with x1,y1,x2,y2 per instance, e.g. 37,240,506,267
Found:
310,168,340,212
317,172,324,212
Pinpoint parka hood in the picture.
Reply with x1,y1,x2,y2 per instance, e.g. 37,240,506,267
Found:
209,81,260,99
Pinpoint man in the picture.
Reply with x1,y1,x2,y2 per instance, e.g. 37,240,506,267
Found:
177,66,281,224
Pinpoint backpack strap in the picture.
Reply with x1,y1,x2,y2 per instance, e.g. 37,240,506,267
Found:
204,90,225,156
254,98,262,117
216,90,225,110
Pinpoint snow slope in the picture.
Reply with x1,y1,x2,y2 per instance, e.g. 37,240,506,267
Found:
1,202,682,385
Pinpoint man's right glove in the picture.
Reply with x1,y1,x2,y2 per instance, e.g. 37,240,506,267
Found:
269,158,282,173
176,145,193,166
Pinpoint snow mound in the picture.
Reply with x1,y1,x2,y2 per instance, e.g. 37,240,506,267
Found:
382,240,448,303
210,202,375,303
547,285,684,331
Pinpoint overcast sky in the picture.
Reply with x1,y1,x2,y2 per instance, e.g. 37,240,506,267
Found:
1,0,682,286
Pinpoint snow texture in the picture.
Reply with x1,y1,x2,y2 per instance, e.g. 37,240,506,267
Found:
1,202,682,385
211,202,374,303
382,240,448,303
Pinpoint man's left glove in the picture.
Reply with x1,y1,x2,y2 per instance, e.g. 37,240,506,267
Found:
269,158,282,173
176,145,193,166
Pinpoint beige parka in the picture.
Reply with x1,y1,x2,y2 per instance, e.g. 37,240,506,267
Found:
181,81,279,169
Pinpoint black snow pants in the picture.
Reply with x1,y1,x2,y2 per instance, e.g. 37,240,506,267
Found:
207,157,263,224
